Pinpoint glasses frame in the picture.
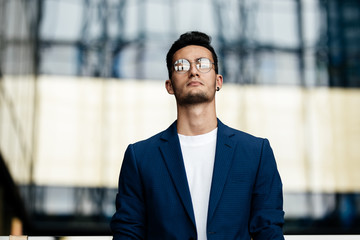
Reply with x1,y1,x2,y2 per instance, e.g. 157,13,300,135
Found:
173,57,215,74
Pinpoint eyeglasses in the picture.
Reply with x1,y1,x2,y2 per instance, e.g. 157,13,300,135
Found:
173,58,214,74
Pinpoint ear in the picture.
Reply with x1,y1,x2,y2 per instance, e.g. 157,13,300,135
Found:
216,74,223,90
165,79,174,95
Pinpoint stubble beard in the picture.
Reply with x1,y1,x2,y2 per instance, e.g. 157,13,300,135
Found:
176,91,210,106
172,80,216,106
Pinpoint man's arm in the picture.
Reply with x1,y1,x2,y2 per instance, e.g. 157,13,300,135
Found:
110,144,146,240
250,139,285,240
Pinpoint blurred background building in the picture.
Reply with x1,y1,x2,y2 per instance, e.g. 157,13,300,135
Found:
0,0,359,236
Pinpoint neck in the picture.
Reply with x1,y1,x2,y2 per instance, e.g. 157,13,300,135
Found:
176,101,218,136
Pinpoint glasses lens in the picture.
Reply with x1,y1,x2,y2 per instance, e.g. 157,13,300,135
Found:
173,58,213,73
197,58,212,73
174,59,190,73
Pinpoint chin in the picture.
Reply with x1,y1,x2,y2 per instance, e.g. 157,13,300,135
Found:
177,93,212,106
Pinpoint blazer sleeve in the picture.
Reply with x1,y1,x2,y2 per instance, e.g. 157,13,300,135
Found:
249,139,285,240
110,144,146,240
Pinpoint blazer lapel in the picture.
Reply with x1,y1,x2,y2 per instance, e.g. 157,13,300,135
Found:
207,120,236,221
159,121,196,227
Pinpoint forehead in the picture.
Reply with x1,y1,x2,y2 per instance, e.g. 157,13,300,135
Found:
173,45,213,62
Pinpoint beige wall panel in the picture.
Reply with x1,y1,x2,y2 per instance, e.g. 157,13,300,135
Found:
2,75,359,192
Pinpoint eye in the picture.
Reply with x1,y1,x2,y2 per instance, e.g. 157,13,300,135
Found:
197,58,212,70
174,59,190,73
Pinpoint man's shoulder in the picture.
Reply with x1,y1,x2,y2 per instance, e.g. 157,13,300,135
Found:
135,130,165,145
219,121,272,158
219,120,264,144
130,122,176,148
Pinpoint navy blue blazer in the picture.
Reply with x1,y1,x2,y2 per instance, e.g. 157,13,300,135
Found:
111,119,284,240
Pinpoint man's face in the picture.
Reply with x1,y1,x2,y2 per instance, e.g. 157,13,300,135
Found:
165,45,223,106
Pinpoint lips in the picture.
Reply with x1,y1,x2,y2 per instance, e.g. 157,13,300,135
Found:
186,80,204,86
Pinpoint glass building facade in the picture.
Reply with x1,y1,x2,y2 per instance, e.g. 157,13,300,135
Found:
0,0,360,236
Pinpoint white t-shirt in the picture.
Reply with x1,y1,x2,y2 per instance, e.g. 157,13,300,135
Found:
178,128,217,240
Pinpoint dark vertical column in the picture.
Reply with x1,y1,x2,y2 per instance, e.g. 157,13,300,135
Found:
336,0,347,87
0,183,4,235
136,0,146,80
295,0,305,87
327,0,348,87
28,0,43,223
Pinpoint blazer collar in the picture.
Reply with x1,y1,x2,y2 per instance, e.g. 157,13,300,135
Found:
159,119,236,225
159,121,196,227
208,119,236,221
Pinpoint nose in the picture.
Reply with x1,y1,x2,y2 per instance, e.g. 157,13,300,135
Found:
188,62,199,77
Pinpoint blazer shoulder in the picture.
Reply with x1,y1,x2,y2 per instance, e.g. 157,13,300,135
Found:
220,121,265,146
130,121,176,150
131,130,164,150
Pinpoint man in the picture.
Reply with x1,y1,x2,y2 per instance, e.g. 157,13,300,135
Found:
110,31,284,240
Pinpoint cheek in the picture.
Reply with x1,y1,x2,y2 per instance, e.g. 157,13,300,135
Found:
211,75,218,87
169,79,180,93
171,77,184,90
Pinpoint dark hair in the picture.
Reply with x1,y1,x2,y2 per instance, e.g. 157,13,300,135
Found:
166,31,219,79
